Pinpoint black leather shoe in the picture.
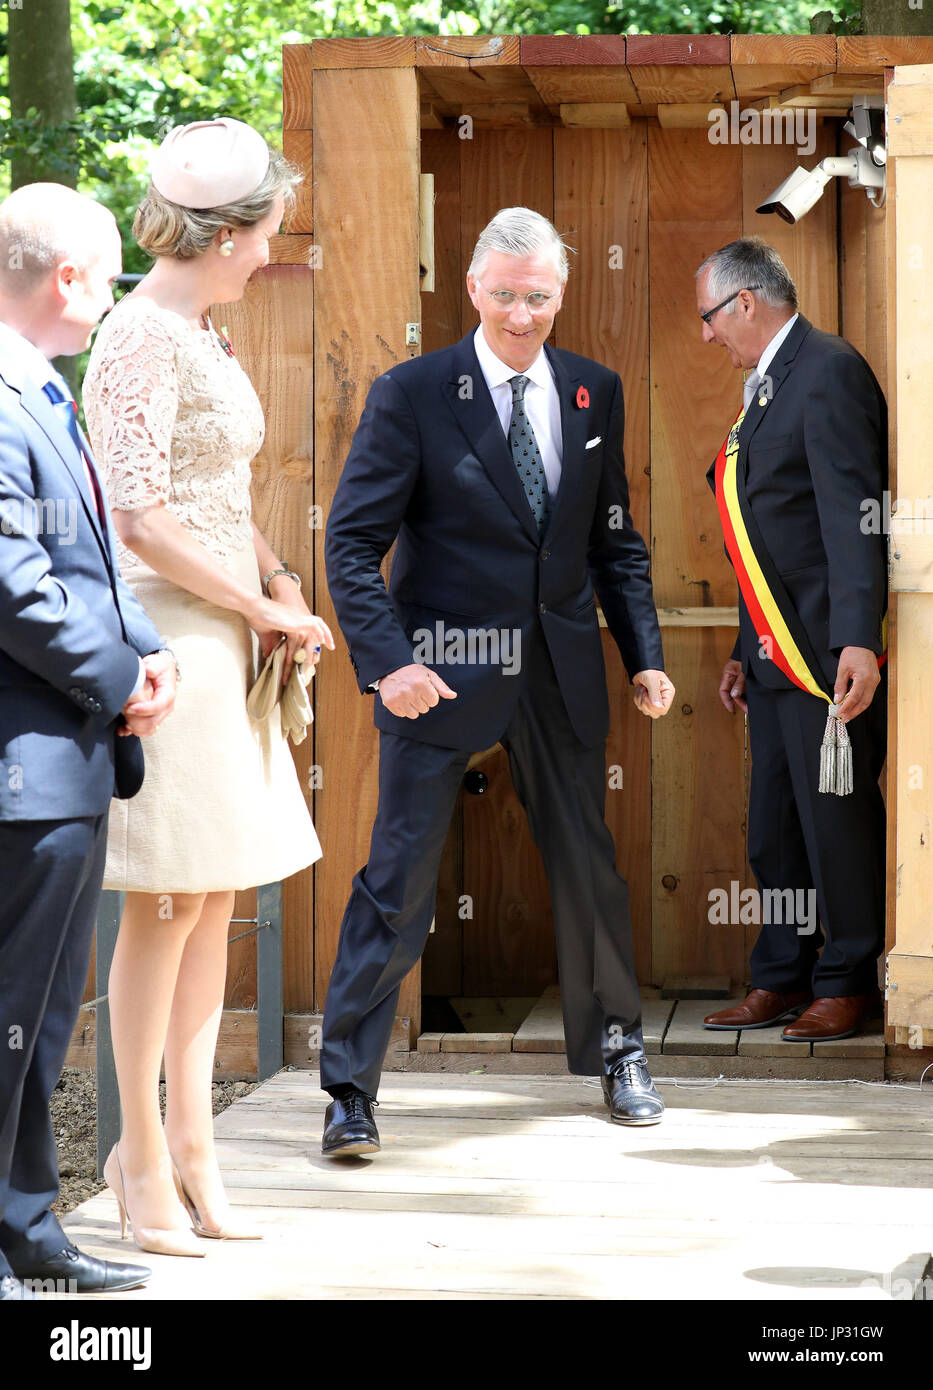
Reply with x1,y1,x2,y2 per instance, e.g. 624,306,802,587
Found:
322,1090,380,1157
601,1059,664,1126
0,1274,35,1300
14,1245,151,1293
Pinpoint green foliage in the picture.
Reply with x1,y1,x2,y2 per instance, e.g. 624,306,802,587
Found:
1,0,861,269
809,6,862,32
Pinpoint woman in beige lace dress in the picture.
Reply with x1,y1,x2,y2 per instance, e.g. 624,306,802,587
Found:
83,119,332,1255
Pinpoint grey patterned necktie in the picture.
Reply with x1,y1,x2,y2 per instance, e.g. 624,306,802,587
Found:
742,369,761,412
508,374,550,532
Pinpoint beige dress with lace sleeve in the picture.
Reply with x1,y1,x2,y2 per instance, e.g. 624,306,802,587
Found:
83,295,321,893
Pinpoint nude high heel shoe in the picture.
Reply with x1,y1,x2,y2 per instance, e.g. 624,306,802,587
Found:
103,1145,205,1258
170,1158,262,1240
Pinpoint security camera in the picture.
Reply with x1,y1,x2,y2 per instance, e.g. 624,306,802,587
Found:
756,164,836,223
844,95,886,166
757,150,884,222
756,99,886,223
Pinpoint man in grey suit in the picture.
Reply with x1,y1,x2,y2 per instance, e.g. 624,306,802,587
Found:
0,184,177,1299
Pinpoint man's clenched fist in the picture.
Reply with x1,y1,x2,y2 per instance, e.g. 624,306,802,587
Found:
379,664,457,719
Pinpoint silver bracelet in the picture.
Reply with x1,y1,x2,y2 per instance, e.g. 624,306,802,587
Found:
262,564,302,596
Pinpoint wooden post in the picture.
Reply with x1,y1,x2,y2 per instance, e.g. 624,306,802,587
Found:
310,54,422,1038
886,64,933,1038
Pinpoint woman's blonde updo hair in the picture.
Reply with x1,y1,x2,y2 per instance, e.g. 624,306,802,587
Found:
133,147,300,261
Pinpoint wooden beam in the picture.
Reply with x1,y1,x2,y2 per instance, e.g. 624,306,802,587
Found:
456,103,536,127
887,955,933,1030
888,77,933,157
729,34,836,101
519,35,627,66
416,34,521,66
283,44,313,131
627,65,736,106
889,535,933,592
838,36,933,71
414,58,546,111
282,130,313,233
524,65,639,108
657,103,726,129
560,102,630,128
810,71,883,95
655,606,739,626
269,232,314,265
627,34,731,65
420,100,444,129
773,87,856,110
311,36,416,68
891,81,933,1022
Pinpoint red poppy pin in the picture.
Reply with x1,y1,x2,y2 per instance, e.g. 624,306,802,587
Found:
575,384,590,409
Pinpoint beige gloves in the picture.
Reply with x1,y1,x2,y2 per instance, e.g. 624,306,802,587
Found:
247,639,315,745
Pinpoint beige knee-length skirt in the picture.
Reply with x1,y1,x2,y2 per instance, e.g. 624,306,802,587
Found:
104,543,322,894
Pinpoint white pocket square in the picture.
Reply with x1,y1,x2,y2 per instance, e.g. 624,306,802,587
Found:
585,436,602,450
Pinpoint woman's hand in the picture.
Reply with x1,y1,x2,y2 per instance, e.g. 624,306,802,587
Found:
245,584,334,685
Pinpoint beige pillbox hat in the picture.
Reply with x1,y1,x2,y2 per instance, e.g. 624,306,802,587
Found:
150,118,270,209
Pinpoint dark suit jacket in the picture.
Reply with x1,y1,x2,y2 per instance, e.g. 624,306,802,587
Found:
706,314,887,692
325,329,664,749
0,338,164,819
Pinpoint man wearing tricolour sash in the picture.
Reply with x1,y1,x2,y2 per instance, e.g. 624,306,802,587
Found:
696,237,887,1044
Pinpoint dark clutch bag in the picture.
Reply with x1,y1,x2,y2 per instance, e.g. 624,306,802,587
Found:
114,726,145,799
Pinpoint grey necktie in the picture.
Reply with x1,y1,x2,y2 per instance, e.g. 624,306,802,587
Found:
742,369,761,412
508,374,550,532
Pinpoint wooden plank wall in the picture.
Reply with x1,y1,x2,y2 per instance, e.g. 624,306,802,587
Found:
553,123,653,982
422,117,844,996
420,121,653,996
647,126,747,984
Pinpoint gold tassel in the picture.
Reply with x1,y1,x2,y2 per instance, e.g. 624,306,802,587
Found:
818,703,853,796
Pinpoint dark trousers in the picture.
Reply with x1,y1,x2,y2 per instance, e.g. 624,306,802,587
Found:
745,668,887,997
0,815,107,1277
321,628,644,1097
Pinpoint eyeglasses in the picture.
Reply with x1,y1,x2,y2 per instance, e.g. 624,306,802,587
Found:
700,285,761,325
476,279,559,312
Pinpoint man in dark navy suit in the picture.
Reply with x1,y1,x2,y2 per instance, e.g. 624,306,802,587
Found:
697,238,887,1044
321,206,675,1153
0,184,177,1299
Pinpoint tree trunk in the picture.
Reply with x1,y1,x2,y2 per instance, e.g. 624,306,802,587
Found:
860,0,933,34
8,0,77,190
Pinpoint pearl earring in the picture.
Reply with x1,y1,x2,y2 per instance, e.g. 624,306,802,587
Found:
219,238,234,256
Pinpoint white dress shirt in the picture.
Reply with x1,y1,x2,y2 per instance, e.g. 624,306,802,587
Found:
0,318,61,394
472,324,563,501
745,312,799,405
371,327,565,694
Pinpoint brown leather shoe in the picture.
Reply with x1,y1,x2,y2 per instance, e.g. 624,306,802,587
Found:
703,988,812,1030
781,993,881,1041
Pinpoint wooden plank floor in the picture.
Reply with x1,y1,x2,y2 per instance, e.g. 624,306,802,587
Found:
505,991,886,1079
58,1072,933,1301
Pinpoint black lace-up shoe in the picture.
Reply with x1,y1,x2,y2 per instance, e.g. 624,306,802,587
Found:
13,1244,150,1293
601,1059,664,1126
322,1089,380,1156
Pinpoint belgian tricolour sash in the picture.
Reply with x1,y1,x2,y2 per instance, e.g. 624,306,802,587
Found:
714,406,856,796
